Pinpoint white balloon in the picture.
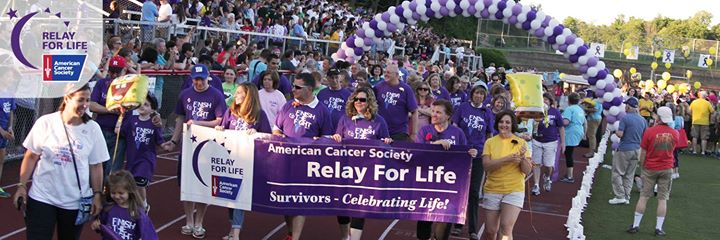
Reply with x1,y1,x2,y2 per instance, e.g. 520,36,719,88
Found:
431,2,441,12
596,80,607,90
488,5,498,15
362,45,371,51
613,121,620,130
572,62,580,69
331,53,338,60
502,8,513,18
548,19,560,28
619,103,626,111
595,61,606,72
447,0,457,9
345,48,355,58
582,73,589,79
574,38,585,47
517,13,527,23
390,14,400,24
536,11,546,23
373,37,383,45
603,92,614,102
578,55,589,65
563,52,571,58
354,38,364,48
377,21,387,31
610,134,620,143
556,34,567,45
396,22,406,31
417,4,427,15
522,5,531,14
530,20,541,30
613,88,621,97
460,0,471,9
587,67,599,77
607,124,616,132
421,15,430,22
475,0,486,10
407,17,418,25
502,17,510,24
462,11,471,17
402,1,411,9
604,75,615,83
544,27,553,36
515,22,523,29
364,28,375,38
609,106,620,116
403,9,413,19
603,109,609,116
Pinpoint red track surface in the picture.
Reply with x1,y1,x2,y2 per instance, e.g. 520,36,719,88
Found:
0,147,592,240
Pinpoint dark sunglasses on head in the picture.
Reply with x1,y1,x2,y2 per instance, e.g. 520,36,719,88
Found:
354,97,368,103
293,85,307,90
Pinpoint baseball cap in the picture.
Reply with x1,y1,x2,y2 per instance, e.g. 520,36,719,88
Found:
327,68,341,76
473,80,488,90
190,64,209,80
582,98,595,105
624,97,639,108
109,56,126,68
657,106,674,124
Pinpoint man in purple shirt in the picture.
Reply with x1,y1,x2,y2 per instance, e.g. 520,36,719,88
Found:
161,64,226,238
374,63,419,142
272,72,334,240
251,54,292,96
317,68,352,126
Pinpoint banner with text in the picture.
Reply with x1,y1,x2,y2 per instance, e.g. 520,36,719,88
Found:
181,125,472,224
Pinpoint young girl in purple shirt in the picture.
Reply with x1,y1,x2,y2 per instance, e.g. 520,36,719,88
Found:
92,170,157,240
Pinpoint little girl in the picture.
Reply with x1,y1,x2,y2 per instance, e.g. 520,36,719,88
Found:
92,170,158,240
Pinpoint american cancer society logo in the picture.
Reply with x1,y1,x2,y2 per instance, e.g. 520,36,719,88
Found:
191,136,244,200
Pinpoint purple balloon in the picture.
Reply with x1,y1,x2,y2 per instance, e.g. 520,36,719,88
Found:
542,16,551,27
596,69,607,80
576,46,588,56
605,82,616,93
439,0,448,5
508,16,518,24
612,142,619,149
497,0,507,10
512,4,522,15
480,9,490,18
602,101,612,110
382,12,391,22
586,57,597,67
578,65,588,73
606,114,617,124
595,88,605,97
569,54,579,63
468,5,477,15
337,50,346,59
617,111,627,119
565,35,576,45
426,9,435,18
346,39,356,48
534,28,545,37
522,21,531,30
410,2,418,10
484,0,492,6
395,6,404,16
553,25,564,36
412,12,421,20
374,30,384,38
370,20,378,29
356,30,365,38
587,77,598,85
454,6,463,15
527,10,537,21
611,96,622,106
440,7,449,17
547,35,557,44
559,44,568,52
363,37,373,47
354,47,364,57
494,11,504,19
387,23,397,32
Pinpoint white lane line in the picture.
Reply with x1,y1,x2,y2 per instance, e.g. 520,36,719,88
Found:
261,222,287,240
155,214,186,232
378,219,399,240
158,155,178,161
521,209,568,218
0,228,26,240
0,180,31,190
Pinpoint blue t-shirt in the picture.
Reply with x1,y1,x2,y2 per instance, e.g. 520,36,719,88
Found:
141,1,158,22
0,98,16,130
248,60,267,83
589,99,602,121
562,104,586,147
672,116,684,130
618,112,647,151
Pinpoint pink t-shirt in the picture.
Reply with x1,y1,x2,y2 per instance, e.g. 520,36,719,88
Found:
258,89,287,126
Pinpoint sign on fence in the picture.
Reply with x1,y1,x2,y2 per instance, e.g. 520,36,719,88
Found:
590,43,606,58
662,49,676,63
626,46,639,60
180,125,472,223
698,54,712,68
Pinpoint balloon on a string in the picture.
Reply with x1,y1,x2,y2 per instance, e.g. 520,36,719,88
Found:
655,51,662,59
661,72,671,81
686,70,693,79
624,49,631,56
679,83,690,94
657,80,667,90
613,69,622,78
651,62,658,70
665,62,672,69
710,47,717,55
629,67,637,74
666,84,676,94
695,81,702,89
624,42,632,49
645,80,655,89
707,58,714,66
559,73,566,79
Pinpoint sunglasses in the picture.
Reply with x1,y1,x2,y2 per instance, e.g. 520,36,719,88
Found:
418,88,430,91
293,85,307,90
353,97,368,103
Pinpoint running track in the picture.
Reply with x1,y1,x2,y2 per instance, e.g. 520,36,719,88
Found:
0,147,593,240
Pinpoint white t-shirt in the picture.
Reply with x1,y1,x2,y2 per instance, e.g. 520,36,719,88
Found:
158,3,173,22
24,112,109,210
259,89,287,126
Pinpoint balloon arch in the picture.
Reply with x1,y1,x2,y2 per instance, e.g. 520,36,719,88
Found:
332,0,625,131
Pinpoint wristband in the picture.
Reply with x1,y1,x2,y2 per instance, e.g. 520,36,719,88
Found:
171,140,178,145
93,191,103,196
17,183,27,188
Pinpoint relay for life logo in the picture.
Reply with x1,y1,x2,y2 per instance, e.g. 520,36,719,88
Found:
1,1,102,97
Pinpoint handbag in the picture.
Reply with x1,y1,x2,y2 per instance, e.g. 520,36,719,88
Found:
62,121,94,226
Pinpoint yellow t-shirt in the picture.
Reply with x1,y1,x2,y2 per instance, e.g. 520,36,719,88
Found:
690,98,713,125
639,98,654,117
482,135,531,194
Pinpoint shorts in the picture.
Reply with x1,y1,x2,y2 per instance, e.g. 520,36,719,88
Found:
481,192,524,210
692,125,710,140
135,176,149,187
531,140,558,167
640,168,673,200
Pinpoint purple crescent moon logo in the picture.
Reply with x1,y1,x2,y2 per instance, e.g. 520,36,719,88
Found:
192,140,210,187
11,11,39,69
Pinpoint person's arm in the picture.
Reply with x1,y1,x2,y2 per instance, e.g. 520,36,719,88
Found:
615,130,624,138
191,118,223,128
519,154,533,175
13,150,40,208
170,115,185,145
90,163,104,216
638,149,646,167
89,102,115,115
409,110,418,142
482,153,516,172
559,126,566,151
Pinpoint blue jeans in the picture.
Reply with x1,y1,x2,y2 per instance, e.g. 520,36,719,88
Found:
102,128,126,178
228,208,245,229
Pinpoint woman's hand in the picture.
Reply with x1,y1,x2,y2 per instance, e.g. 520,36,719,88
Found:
330,134,342,143
161,141,176,151
13,186,27,210
383,137,393,144
468,148,478,158
91,219,101,231
214,126,224,131
433,139,451,150
151,113,163,128
91,194,103,216
246,128,257,135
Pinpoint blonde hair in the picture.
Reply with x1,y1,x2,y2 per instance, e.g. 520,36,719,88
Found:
345,87,378,120
229,82,262,124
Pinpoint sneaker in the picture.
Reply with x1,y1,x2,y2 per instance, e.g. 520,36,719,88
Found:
583,152,594,158
181,225,194,235
655,228,666,236
469,233,480,240
0,188,10,198
560,177,574,183
627,226,640,234
608,198,629,205
531,185,540,196
451,227,462,236
544,178,552,192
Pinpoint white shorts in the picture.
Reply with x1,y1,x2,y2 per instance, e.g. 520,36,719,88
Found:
532,140,558,167
481,192,525,210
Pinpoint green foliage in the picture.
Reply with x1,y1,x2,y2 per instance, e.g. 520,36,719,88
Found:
420,17,478,41
475,48,511,68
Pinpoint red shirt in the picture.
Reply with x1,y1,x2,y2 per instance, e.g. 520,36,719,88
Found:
217,51,236,67
640,125,679,171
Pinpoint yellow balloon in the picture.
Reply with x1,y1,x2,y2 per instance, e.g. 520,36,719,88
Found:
708,58,714,66
651,62,658,70
624,49,631,56
661,72,671,81
645,80,655,89
624,42,632,49
695,81,702,89
629,67,637,74
559,73,566,79
665,62,672,69
710,47,717,55
679,83,690,94
686,70,693,79
655,51,662,58
657,80,667,90
667,84,676,94
613,69,623,78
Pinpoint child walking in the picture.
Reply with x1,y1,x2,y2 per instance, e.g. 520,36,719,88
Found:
92,170,158,240
115,95,169,212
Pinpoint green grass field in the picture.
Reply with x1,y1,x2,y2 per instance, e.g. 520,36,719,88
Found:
583,150,720,239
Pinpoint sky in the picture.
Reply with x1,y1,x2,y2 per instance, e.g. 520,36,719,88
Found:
521,0,720,26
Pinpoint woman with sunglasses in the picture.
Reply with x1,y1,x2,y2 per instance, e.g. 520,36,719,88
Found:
330,87,391,240
414,82,435,129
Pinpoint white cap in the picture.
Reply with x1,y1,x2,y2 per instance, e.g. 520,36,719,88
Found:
657,106,674,125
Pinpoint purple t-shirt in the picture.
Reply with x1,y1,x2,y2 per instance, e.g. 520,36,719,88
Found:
119,115,164,180
251,73,292,96
275,99,335,138
451,102,493,149
449,91,468,107
174,87,227,122
374,81,418,135
416,124,468,146
91,77,119,130
317,87,352,127
98,204,158,240
220,109,272,133
335,114,390,140
534,107,564,143
181,74,224,92
431,87,451,101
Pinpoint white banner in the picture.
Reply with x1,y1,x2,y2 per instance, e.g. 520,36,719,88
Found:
180,124,257,210
698,54,711,68
626,46,639,60
662,49,675,63
590,43,606,58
